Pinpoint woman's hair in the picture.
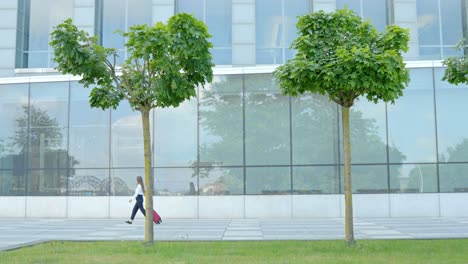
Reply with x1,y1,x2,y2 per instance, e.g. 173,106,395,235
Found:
136,176,145,193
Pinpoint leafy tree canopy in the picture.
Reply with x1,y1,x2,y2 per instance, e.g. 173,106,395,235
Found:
274,8,410,107
443,40,468,85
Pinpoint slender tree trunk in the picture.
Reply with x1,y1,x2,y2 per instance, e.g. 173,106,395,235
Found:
141,109,154,245
342,106,355,246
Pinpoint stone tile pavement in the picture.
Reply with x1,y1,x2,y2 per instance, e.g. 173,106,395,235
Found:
1,217,468,251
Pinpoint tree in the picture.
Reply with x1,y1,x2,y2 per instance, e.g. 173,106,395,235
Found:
274,9,409,245
443,39,468,85
50,13,213,244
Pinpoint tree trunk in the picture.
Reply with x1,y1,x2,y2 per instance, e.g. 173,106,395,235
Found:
141,109,154,245
342,106,355,246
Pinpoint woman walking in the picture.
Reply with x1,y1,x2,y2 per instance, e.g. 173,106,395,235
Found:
125,176,146,224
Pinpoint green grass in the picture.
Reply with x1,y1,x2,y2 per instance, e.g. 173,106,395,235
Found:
1,239,468,264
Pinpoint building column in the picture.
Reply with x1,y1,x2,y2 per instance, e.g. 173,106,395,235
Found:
0,0,18,77
152,0,175,24
232,0,255,66
312,0,336,12
393,0,419,60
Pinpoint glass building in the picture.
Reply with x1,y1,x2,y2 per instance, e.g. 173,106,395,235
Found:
0,0,467,218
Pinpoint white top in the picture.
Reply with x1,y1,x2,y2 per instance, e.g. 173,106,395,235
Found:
131,184,144,200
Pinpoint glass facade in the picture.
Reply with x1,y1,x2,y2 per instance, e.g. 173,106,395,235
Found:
1,67,468,196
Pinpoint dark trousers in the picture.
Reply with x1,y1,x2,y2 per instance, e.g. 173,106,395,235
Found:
130,195,146,220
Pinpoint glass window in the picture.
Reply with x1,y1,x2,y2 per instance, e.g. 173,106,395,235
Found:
102,0,152,64
387,68,437,163
199,167,243,195
199,75,243,166
293,166,340,194
341,165,388,193
68,168,109,196
246,167,290,195
256,0,310,64
154,99,197,167
0,170,25,196
69,82,110,169
439,164,468,192
111,168,144,196
389,164,437,193
110,101,147,168
336,0,387,32
177,0,232,65
28,82,69,169
155,168,198,196
244,74,290,166
0,84,29,170
292,94,339,165
16,0,73,68
27,169,67,196
434,68,468,162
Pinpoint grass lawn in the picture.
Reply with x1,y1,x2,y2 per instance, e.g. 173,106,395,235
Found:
1,239,467,264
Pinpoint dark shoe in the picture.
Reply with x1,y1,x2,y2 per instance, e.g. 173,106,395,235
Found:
155,220,162,224
125,220,132,224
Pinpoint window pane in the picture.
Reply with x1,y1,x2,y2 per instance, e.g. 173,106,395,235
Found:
293,166,340,194
256,0,283,64
292,94,339,165
440,0,464,50
199,75,243,166
245,74,290,165
69,82,110,168
341,165,388,193
155,168,197,196
111,168,144,196
28,169,67,195
0,84,28,170
199,167,243,195
68,168,109,196
435,68,468,162
387,68,437,163
440,164,468,192
155,99,197,167
29,82,69,169
246,167,290,195
390,164,437,193
0,170,25,196
284,0,310,61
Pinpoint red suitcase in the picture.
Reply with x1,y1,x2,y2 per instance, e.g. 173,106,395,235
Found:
152,209,162,224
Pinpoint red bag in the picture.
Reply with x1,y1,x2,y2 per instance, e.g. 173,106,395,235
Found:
152,209,162,224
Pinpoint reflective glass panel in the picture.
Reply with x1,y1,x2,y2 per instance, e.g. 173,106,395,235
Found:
439,164,468,192
155,168,198,196
69,82,110,168
337,0,387,32
256,0,282,64
435,68,468,162
245,74,290,165
292,94,339,165
341,165,388,193
387,68,437,163
389,164,437,193
246,167,290,195
0,170,25,196
68,168,110,196
199,167,243,195
293,166,340,194
27,169,67,195
111,168,144,196
154,99,197,167
199,75,243,166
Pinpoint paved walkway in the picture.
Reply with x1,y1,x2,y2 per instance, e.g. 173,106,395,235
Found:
1,217,468,251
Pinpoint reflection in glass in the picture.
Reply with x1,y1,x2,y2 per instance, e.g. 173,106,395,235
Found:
199,75,243,166
390,164,437,193
387,68,436,163
293,166,340,194
435,68,468,162
292,93,338,165
0,170,25,196
111,168,144,196
341,165,388,193
440,164,468,192
246,167,290,195
69,82,110,168
155,99,197,167
68,168,109,196
155,168,197,196
28,169,67,195
199,167,243,195
245,74,290,165
336,0,387,32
